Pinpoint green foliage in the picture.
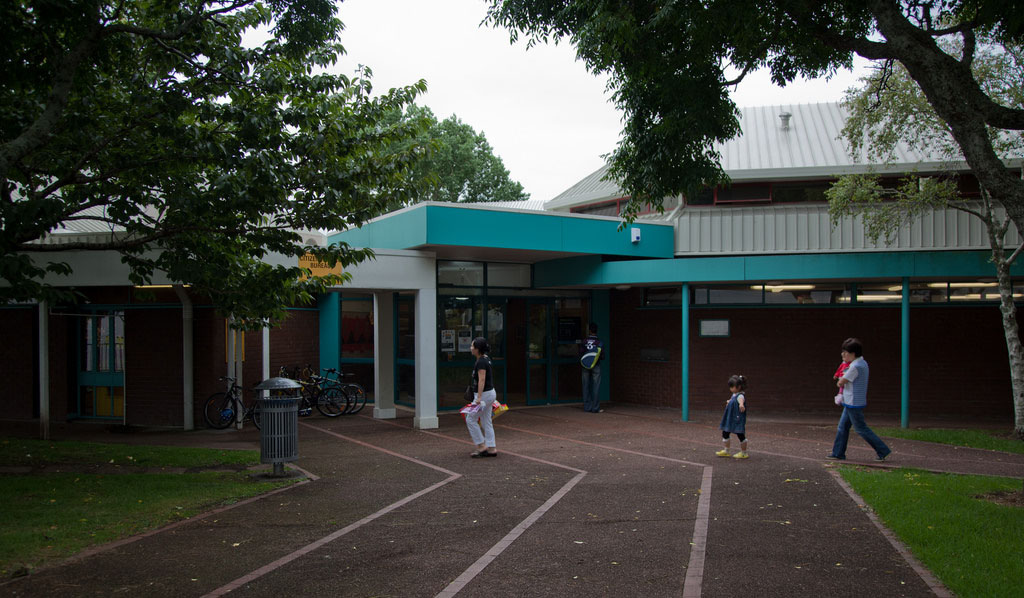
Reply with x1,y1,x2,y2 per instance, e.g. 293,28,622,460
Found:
840,467,1024,598
1,1,431,325
874,427,1024,453
388,105,528,207
826,173,960,243
486,1,1024,222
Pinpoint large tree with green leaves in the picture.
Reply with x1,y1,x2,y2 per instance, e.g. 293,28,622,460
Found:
488,0,1024,436
386,105,528,207
486,1,1024,218
1,0,430,327
828,34,1024,438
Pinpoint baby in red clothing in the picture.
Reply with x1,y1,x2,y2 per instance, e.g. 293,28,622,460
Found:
833,361,849,405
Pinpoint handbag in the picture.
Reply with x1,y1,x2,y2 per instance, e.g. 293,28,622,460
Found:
492,400,509,419
464,384,474,402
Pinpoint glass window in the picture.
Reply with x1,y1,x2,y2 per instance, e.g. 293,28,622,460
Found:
693,285,764,305
441,296,481,361
397,295,415,360
855,283,903,303
716,183,770,203
771,182,830,203
340,295,374,359
643,287,682,307
573,201,619,216
488,263,531,288
761,283,851,305
947,281,1000,302
438,261,484,287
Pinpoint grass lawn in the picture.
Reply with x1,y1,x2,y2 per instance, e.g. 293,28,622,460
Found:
0,436,261,468
840,467,1024,598
875,427,1024,454
0,437,295,577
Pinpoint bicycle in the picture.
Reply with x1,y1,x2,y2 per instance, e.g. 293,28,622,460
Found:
324,367,367,415
278,365,315,416
203,376,262,430
283,365,349,417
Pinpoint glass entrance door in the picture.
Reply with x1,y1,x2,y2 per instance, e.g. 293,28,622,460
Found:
77,311,125,420
526,299,552,405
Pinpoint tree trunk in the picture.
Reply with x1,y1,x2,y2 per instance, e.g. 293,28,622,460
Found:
991,245,1024,440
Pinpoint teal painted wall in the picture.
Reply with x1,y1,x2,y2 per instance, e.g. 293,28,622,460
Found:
535,250,1022,287
318,293,340,374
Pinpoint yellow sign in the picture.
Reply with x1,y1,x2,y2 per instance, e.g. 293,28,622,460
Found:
299,253,343,280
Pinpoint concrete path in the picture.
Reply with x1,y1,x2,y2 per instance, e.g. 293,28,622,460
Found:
3,405,1023,597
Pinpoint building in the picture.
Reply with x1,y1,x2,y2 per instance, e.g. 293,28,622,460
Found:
4,102,1022,432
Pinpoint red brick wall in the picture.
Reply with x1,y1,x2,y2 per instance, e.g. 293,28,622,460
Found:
609,289,1016,421
125,308,184,427
0,308,37,419
268,310,320,376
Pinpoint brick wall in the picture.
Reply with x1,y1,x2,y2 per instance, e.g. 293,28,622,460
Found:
0,308,37,419
125,308,184,427
610,288,1016,421
269,310,320,375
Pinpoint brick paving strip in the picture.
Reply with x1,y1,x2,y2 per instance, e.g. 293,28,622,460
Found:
494,422,715,597
365,416,598,597
200,421,463,597
828,470,954,598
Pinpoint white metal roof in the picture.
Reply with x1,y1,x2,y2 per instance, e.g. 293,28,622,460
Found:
544,101,1019,211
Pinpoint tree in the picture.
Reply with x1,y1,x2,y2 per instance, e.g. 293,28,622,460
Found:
828,35,1024,439
487,0,1024,436
1,0,431,327
388,105,528,207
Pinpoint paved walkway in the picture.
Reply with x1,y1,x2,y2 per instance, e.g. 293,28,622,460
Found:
3,405,1023,597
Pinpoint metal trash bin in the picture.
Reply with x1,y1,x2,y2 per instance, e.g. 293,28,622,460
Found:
254,377,303,476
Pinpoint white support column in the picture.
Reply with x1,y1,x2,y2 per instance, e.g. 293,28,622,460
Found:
38,300,50,440
174,286,194,431
413,288,438,429
373,292,396,419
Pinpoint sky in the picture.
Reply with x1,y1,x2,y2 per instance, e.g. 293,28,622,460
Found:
331,0,873,203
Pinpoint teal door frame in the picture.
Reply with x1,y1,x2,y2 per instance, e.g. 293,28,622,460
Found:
526,298,553,405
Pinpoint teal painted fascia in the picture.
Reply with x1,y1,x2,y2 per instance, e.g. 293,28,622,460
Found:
423,205,674,258
328,205,429,249
535,250,1020,287
328,203,675,258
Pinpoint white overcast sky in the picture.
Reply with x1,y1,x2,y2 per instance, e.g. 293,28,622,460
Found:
331,0,873,202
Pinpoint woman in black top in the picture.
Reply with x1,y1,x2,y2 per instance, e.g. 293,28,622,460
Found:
466,337,497,457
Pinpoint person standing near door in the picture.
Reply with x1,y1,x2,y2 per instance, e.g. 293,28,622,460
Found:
580,323,604,413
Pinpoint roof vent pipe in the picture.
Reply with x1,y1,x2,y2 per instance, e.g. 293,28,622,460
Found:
779,112,792,130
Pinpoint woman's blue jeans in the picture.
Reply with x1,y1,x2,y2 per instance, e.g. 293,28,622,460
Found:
831,406,890,459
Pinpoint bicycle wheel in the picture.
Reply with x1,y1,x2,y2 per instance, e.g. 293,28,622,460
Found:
344,383,367,415
203,392,235,429
316,386,348,417
248,400,262,430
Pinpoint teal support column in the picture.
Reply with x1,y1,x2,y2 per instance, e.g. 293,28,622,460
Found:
901,277,910,428
592,289,611,405
681,283,690,422
318,292,340,375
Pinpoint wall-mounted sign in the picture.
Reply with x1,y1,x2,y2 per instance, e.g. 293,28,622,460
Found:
699,319,730,337
299,253,343,280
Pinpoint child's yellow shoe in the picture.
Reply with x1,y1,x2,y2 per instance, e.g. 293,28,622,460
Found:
732,451,749,459
715,449,731,457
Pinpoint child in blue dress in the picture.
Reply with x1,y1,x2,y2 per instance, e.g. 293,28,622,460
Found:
717,374,749,459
